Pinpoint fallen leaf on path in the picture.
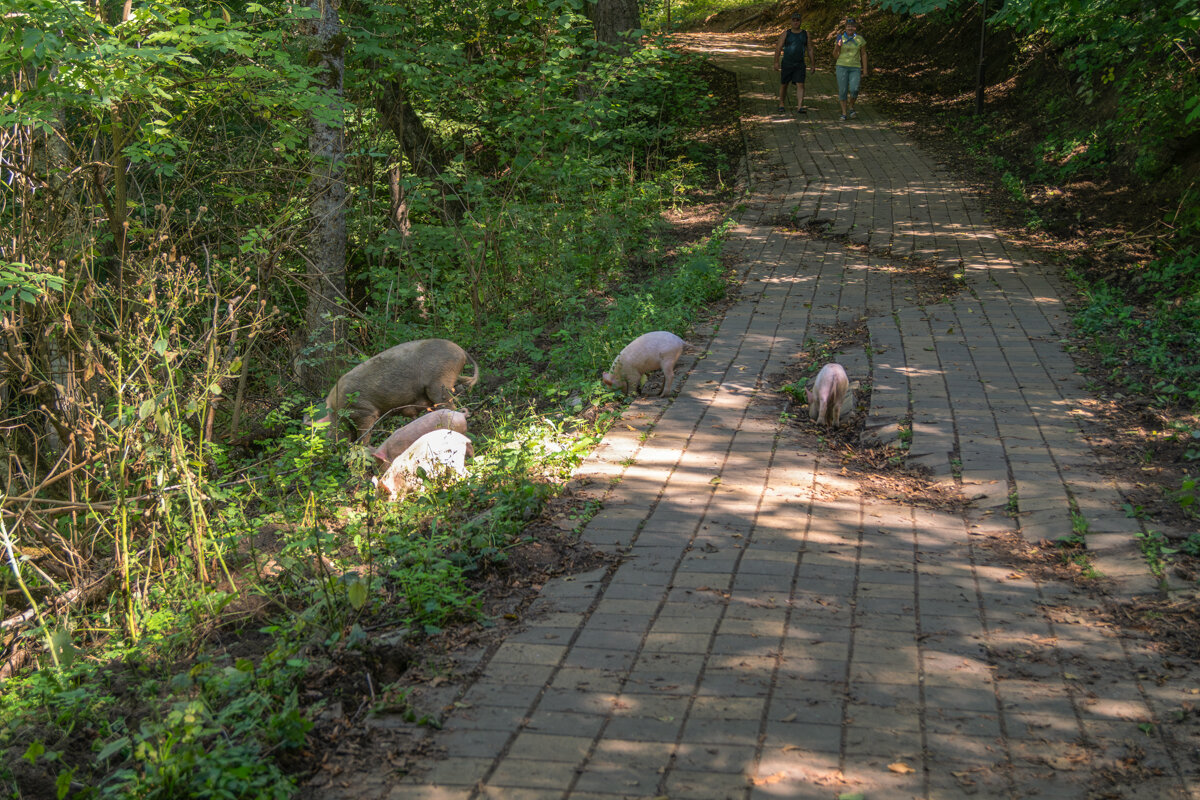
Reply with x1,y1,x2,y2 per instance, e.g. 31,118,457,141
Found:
888,762,915,774
752,772,787,786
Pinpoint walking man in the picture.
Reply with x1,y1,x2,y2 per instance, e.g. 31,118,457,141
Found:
774,12,816,114
833,17,869,120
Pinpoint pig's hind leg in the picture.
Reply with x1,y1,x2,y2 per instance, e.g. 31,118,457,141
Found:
658,360,676,397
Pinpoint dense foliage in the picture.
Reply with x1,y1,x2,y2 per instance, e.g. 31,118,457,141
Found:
876,0,1200,181
1,0,733,794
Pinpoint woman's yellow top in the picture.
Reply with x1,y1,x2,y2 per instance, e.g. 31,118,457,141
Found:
836,34,866,68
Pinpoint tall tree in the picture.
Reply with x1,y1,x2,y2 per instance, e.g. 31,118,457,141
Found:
588,0,640,48
300,0,349,389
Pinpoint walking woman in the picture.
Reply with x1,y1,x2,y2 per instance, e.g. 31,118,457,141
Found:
833,17,869,120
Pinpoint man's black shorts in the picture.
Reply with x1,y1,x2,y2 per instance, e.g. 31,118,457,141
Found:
781,63,807,84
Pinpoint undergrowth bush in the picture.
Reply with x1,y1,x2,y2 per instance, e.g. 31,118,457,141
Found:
1073,251,1200,409
1,633,311,799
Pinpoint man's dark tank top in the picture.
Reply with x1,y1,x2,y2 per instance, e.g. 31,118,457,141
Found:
782,29,808,65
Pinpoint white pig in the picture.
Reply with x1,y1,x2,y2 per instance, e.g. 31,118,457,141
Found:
371,429,475,500
602,331,685,397
806,363,850,428
372,409,469,466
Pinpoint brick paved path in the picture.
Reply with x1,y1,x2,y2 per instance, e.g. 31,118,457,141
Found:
363,35,1200,800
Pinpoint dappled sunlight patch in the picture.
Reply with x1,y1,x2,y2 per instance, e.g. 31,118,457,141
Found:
751,750,845,791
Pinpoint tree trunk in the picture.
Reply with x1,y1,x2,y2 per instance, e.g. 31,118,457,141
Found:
374,78,465,223
299,0,349,390
376,79,446,180
588,0,641,48
42,62,84,460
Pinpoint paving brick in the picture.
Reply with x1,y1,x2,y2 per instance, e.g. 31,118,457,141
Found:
664,770,750,800
459,681,543,709
537,687,619,715
477,788,564,800
523,710,607,739
386,786,472,800
571,627,644,652
549,667,624,694
690,695,766,720
650,615,722,635
672,742,758,774
583,612,655,633
679,715,761,746
569,764,663,796
490,642,569,667
486,758,581,790
507,732,593,763
695,668,773,698
561,646,637,671
471,660,559,686
437,727,515,759
590,738,675,769
603,714,684,743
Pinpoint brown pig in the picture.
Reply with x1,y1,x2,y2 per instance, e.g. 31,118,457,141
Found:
806,363,850,428
371,429,474,500
319,338,478,440
372,408,469,466
601,331,685,397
